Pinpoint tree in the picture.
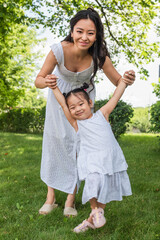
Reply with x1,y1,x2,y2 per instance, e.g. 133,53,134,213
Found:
27,0,160,79
0,1,44,110
1,0,160,109
150,78,160,133
152,78,160,99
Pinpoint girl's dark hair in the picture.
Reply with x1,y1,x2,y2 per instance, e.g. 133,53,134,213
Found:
63,83,90,105
63,8,110,85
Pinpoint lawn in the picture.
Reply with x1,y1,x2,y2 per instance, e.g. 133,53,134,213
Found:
0,132,160,240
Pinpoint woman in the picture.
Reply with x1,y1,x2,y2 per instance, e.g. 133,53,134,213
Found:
35,8,135,216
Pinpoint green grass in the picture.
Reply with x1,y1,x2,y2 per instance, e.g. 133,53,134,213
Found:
0,132,160,240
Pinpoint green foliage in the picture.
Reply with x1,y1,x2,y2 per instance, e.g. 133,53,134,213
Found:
94,99,133,138
150,101,160,133
17,87,47,108
150,78,160,133
128,107,151,133
152,78,160,98
0,107,45,133
0,99,133,136
27,0,160,77
0,1,44,110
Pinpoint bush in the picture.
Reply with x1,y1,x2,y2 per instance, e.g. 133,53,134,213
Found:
94,99,133,138
150,101,160,133
128,107,151,133
0,100,133,137
0,107,45,133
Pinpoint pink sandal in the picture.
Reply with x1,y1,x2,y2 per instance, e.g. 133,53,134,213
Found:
73,219,95,233
90,207,106,228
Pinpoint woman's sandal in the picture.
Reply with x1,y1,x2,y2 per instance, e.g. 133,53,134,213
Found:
63,200,78,217
39,199,58,215
73,219,95,233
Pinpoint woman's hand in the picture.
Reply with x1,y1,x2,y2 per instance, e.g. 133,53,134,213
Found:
122,70,135,86
45,74,58,89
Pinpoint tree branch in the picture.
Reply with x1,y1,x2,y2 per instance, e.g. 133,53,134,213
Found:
94,0,124,47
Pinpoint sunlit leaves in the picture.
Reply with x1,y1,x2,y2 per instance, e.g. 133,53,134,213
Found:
0,1,43,110
27,0,160,77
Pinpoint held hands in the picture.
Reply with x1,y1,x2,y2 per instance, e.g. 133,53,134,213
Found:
45,74,58,89
122,70,135,86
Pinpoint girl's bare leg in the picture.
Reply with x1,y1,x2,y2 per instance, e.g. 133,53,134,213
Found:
97,202,106,209
87,198,98,224
87,199,106,223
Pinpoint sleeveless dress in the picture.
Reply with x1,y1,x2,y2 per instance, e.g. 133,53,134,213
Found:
40,42,95,194
77,110,132,204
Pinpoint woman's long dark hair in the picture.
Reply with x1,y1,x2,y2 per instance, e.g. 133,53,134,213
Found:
63,8,110,84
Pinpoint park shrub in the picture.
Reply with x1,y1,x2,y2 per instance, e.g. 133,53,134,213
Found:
127,107,151,133
94,99,133,138
0,100,133,137
0,107,45,133
150,101,160,133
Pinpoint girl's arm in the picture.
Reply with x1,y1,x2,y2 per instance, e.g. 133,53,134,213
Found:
102,56,135,86
52,87,78,132
100,80,127,121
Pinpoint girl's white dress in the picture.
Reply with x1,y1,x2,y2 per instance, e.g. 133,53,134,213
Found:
40,42,95,194
77,110,132,204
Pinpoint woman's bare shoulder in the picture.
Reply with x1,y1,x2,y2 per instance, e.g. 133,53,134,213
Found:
61,41,73,48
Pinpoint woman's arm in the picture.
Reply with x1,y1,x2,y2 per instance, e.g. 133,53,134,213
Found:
35,50,58,89
102,56,135,86
100,80,127,121
52,86,78,132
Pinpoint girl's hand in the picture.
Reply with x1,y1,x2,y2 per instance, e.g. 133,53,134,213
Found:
45,74,58,89
122,70,135,86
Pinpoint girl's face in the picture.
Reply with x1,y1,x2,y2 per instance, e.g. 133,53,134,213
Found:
71,19,96,50
67,93,93,120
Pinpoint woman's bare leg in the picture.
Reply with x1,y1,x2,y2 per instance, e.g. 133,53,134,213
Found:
65,186,77,207
45,186,55,204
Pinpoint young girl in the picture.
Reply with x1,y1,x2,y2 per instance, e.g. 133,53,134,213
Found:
52,77,132,233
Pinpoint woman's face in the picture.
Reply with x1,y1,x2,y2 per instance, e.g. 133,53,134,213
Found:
71,19,96,50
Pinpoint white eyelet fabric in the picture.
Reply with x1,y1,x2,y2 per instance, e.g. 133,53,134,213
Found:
77,110,132,204
40,42,95,193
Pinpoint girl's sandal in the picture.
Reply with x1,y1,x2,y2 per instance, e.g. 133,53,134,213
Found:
90,207,106,228
73,220,95,233
39,199,58,215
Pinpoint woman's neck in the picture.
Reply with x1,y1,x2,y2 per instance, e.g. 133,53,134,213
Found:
72,43,89,60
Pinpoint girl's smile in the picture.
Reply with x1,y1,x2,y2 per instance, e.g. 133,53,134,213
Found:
67,94,93,120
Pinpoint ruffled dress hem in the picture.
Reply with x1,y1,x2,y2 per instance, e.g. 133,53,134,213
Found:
82,171,132,204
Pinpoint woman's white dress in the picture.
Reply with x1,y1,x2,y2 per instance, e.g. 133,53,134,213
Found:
77,110,132,204
40,42,95,194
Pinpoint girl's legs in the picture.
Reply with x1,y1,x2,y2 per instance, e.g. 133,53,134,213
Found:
87,198,98,224
97,202,106,210
73,198,106,233
87,198,106,224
